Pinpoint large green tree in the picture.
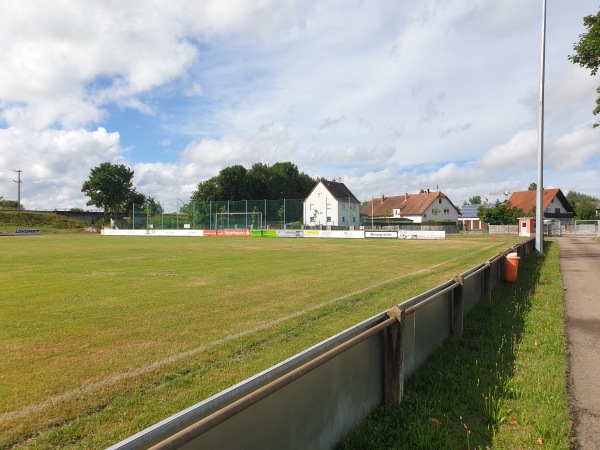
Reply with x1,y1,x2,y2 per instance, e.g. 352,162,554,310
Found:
191,162,316,203
81,162,135,225
569,10,600,127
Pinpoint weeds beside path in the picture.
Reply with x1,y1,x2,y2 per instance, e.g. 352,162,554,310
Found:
338,240,571,449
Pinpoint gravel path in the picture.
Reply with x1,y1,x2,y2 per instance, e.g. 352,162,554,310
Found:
559,237,600,450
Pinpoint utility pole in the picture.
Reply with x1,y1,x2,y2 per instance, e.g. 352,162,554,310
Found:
535,0,546,256
13,170,22,212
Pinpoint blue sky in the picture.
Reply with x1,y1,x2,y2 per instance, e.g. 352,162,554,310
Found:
1,0,599,212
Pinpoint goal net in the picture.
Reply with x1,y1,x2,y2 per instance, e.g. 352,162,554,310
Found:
214,212,263,229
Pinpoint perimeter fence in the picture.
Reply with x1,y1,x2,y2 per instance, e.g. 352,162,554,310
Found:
131,199,305,230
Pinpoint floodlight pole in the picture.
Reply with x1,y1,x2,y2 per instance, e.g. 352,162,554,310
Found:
535,0,546,256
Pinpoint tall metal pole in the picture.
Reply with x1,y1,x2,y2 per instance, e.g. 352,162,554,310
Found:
176,198,183,230
535,0,547,255
13,170,22,212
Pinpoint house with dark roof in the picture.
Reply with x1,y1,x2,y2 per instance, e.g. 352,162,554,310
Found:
303,180,361,227
458,203,494,231
361,190,460,224
508,188,574,220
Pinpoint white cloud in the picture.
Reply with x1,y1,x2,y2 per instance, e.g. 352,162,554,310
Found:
1,0,599,211
0,127,123,209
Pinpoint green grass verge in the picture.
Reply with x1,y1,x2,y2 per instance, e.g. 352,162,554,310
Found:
337,240,571,449
0,212,90,233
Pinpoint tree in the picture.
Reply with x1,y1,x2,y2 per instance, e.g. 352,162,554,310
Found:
575,200,598,220
528,182,537,191
190,161,317,203
468,195,482,205
247,162,271,199
219,165,248,200
431,207,440,224
566,191,599,220
569,10,600,127
0,199,21,210
477,201,524,225
81,162,135,225
192,177,220,203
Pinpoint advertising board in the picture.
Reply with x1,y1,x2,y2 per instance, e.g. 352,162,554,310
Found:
365,231,398,239
398,230,445,240
277,230,304,238
14,229,41,235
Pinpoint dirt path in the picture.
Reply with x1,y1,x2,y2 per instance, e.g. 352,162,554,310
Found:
558,237,600,449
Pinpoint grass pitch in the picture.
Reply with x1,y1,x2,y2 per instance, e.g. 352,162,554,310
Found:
0,233,522,449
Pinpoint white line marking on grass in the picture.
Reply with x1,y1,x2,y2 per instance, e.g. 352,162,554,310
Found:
1,244,501,422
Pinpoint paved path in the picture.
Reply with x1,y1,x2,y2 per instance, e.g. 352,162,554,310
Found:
558,237,600,450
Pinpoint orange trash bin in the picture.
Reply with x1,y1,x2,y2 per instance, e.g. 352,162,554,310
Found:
506,252,520,283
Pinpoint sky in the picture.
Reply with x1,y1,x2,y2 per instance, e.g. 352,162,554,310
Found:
1,0,599,213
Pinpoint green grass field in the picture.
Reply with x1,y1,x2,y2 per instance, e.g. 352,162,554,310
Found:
0,233,523,449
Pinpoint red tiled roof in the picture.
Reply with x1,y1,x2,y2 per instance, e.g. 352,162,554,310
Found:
508,188,566,212
361,191,458,217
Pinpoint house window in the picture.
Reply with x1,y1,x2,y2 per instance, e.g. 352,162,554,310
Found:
438,199,442,204
318,193,322,197
353,217,356,223
310,217,315,223
327,216,331,223
309,204,314,210
444,209,449,214
555,208,560,214
342,217,345,223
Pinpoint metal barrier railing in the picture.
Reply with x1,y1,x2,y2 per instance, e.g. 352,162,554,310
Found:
109,238,534,450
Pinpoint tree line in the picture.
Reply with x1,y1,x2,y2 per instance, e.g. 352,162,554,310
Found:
80,161,317,225
190,162,316,202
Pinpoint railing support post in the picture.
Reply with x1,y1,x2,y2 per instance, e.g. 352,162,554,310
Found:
384,306,405,405
483,262,492,303
452,276,464,337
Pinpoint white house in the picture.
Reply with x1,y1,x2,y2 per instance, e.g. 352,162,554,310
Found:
303,180,361,227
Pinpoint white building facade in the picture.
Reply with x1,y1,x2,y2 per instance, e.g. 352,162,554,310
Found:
303,180,361,227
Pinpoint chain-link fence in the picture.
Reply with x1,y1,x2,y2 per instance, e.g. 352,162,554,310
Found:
130,199,305,230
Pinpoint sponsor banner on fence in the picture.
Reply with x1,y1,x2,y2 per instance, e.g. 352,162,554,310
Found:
277,230,304,238
319,230,364,239
14,229,41,235
303,230,321,238
302,230,365,239
251,229,278,238
217,229,250,237
365,231,398,239
398,230,445,240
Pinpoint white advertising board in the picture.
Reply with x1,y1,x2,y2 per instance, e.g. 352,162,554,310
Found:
102,229,205,237
365,231,398,239
398,230,445,240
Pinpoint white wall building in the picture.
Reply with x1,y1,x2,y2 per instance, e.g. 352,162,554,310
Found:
303,180,361,227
